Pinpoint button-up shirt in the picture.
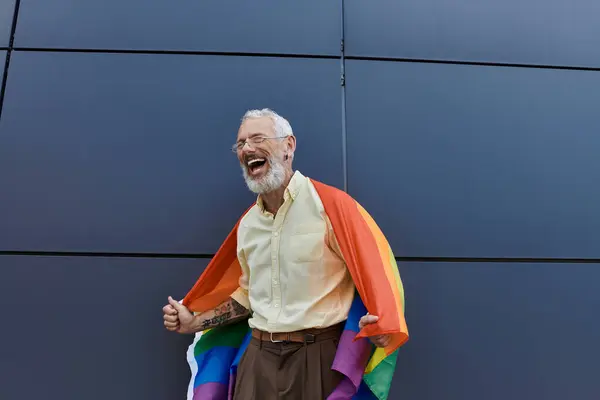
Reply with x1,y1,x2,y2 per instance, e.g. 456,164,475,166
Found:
230,170,355,333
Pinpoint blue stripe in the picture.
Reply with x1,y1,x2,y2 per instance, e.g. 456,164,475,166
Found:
231,330,252,370
343,291,368,333
352,381,379,400
193,346,240,387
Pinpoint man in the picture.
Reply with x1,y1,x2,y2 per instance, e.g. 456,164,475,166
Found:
163,109,407,400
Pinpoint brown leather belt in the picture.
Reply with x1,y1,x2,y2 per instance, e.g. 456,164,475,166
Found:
251,322,343,344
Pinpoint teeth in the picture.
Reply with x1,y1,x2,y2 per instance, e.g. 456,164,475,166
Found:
247,158,265,166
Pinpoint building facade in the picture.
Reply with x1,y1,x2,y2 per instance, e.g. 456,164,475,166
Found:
1,1,599,399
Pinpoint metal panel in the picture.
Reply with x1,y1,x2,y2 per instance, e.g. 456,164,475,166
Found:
344,0,600,68
0,255,208,400
14,0,340,55
391,261,600,400
0,0,14,48
0,51,343,253
346,60,600,258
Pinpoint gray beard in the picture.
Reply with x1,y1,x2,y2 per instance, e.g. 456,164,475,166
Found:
241,155,286,194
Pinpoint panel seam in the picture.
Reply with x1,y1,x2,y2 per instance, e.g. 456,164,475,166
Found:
0,0,21,121
345,54,600,72
11,46,342,60
340,0,348,192
0,250,216,259
1,251,599,264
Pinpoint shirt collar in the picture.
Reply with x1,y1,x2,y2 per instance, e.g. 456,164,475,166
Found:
256,170,304,213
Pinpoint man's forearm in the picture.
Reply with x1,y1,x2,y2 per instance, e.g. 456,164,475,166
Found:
189,297,250,333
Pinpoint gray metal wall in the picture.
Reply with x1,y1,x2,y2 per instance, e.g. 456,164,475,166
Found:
1,1,599,399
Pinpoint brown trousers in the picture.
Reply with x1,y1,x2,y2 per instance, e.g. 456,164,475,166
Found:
232,324,344,400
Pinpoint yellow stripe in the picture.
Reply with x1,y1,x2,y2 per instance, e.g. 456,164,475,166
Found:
388,247,405,313
365,347,387,374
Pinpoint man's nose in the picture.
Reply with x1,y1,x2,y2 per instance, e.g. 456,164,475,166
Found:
241,141,256,152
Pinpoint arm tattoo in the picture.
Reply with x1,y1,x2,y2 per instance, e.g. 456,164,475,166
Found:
231,298,248,316
198,298,250,331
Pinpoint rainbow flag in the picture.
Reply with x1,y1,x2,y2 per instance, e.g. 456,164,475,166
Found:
185,321,250,399
182,178,409,400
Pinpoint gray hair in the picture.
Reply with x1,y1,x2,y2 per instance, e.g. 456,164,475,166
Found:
241,108,294,138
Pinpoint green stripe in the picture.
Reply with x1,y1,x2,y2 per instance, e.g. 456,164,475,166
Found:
363,350,399,400
193,319,250,356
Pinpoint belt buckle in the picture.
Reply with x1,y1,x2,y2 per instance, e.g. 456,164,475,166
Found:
270,332,284,343
304,333,316,344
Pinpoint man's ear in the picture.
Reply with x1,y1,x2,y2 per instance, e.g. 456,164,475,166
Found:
287,135,297,154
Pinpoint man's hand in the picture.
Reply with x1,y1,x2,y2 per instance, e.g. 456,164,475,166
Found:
358,313,392,348
163,296,196,334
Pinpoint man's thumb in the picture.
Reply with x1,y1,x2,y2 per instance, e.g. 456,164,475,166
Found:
168,296,185,312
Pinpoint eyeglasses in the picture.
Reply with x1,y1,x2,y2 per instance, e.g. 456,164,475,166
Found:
231,135,288,153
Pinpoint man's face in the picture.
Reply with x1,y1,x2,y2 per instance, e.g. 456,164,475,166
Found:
236,117,287,194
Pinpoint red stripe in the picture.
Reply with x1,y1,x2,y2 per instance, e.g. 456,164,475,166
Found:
310,179,407,353
183,205,253,313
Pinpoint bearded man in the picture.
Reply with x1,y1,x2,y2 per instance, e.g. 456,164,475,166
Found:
162,109,408,400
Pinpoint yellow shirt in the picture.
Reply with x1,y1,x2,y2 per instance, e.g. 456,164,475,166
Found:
230,170,355,333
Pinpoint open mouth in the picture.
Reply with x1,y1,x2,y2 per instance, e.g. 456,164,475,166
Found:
246,158,267,176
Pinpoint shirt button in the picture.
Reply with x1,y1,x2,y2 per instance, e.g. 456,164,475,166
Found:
273,232,278,237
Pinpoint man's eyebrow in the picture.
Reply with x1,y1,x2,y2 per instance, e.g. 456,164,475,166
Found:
237,132,268,143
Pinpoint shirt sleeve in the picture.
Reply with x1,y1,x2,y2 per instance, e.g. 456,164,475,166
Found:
326,215,346,262
230,246,251,310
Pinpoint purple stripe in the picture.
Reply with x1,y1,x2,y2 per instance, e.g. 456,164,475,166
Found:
193,382,227,400
227,372,237,400
327,378,359,400
328,329,372,399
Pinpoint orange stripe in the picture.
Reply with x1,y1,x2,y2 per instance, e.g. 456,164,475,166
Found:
357,203,409,355
357,204,404,320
